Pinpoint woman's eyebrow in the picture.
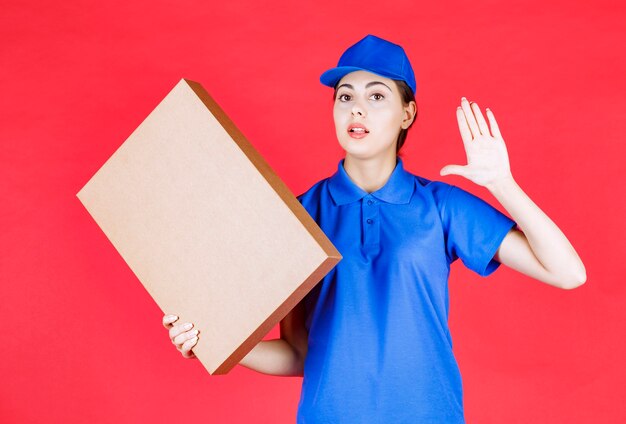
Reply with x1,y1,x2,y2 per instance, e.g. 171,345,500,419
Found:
336,81,393,92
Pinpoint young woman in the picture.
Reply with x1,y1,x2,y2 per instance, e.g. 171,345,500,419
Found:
163,34,586,423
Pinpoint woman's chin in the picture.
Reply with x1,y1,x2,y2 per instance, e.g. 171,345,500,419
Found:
340,140,395,160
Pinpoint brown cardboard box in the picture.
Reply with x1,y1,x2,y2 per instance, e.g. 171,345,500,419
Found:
77,79,341,375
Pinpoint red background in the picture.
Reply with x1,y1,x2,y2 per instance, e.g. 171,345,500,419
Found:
1,0,624,422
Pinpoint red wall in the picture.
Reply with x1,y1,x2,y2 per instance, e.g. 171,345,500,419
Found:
1,0,624,422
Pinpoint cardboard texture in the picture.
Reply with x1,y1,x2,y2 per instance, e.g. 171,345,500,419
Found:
77,79,342,375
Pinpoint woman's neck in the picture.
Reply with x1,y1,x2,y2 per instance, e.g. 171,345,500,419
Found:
343,153,397,194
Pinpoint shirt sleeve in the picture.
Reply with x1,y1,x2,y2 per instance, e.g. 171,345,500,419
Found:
441,184,517,277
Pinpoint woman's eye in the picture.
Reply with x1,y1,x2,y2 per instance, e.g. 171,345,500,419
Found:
337,93,384,101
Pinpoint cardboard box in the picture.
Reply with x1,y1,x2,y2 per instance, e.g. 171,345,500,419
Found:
77,79,341,375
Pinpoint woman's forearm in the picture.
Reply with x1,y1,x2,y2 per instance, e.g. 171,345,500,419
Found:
239,339,304,377
488,176,586,287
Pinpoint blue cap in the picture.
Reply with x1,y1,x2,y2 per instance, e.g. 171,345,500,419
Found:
320,34,416,95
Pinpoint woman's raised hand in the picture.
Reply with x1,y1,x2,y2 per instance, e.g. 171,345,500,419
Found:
163,314,199,359
440,97,513,191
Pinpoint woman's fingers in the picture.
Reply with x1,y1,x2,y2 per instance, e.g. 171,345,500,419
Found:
169,322,193,342
486,108,503,139
470,102,490,137
180,336,199,358
162,314,178,328
461,97,481,138
163,314,199,359
174,329,200,346
456,107,473,146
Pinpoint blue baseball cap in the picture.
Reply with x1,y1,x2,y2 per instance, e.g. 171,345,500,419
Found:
320,34,417,95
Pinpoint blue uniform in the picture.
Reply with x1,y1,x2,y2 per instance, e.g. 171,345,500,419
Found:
295,157,517,423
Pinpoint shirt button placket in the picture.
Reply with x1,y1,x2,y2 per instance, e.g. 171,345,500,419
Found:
363,195,380,247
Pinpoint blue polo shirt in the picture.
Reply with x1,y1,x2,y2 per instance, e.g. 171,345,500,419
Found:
295,156,517,423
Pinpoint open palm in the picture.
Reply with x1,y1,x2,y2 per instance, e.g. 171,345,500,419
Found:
440,97,512,190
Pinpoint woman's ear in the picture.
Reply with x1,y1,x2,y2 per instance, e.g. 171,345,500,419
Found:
401,101,417,129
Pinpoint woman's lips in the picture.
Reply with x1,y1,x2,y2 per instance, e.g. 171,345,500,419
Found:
348,130,368,139
348,124,369,139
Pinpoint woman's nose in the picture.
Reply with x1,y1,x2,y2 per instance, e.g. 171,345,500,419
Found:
351,100,366,117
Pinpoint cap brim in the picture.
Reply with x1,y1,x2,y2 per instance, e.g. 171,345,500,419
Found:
320,66,411,91
320,66,376,88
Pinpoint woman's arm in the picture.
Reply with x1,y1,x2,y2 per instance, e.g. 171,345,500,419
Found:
239,339,304,376
440,97,586,289
239,298,308,376
489,177,586,289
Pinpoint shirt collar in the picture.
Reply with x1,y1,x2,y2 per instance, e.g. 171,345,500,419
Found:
328,156,415,205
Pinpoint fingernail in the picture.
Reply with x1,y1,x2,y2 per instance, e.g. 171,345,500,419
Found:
190,337,198,344
461,97,467,102
184,323,193,330
189,330,199,336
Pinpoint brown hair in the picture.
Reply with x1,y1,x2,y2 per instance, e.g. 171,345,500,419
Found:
333,79,417,155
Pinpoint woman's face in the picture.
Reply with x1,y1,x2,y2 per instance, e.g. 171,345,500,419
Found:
333,70,414,161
